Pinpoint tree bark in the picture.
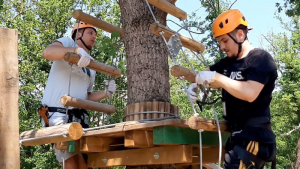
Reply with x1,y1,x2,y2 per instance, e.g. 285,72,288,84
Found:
119,0,175,168
0,28,20,168
295,110,300,168
119,0,173,104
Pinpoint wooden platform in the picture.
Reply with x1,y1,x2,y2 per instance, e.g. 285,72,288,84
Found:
77,119,229,167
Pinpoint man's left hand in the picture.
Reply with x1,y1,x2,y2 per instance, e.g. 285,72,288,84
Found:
196,71,216,86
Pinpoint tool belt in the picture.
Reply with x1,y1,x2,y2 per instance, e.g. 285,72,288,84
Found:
48,107,89,128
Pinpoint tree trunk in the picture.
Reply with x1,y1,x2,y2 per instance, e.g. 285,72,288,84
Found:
119,0,175,168
119,0,172,104
0,28,20,168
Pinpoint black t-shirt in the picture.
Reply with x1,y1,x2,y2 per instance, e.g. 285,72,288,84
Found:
210,48,278,143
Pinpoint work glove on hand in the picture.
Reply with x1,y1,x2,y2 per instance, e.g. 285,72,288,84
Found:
105,80,116,97
187,83,198,103
195,71,216,86
75,47,94,67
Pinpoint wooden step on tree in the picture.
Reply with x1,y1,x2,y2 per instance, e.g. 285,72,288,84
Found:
150,22,205,53
72,10,124,37
145,0,187,20
171,65,197,83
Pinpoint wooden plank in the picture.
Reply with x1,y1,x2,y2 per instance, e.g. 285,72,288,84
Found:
133,103,140,121
124,130,153,148
165,102,170,118
72,10,124,37
159,102,165,118
146,0,187,20
171,65,197,83
55,141,68,150
88,145,193,167
83,119,188,137
146,102,152,120
140,102,146,120
80,136,123,152
20,122,83,146
188,116,228,132
153,126,229,146
64,52,121,77
60,95,116,114
153,101,159,120
150,23,205,53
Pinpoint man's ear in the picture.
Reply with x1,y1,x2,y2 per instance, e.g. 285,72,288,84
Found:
236,29,245,42
76,32,82,40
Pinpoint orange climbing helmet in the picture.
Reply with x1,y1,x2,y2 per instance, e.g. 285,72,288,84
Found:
71,21,97,37
212,9,248,38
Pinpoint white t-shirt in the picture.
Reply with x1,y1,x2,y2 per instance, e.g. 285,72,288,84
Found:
42,37,96,125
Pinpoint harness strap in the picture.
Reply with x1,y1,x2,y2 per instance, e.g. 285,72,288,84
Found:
233,145,265,169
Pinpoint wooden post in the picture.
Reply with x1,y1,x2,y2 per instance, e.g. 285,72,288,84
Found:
72,10,124,37
20,122,83,146
0,28,20,168
60,95,116,114
64,52,122,77
150,23,205,53
145,0,187,20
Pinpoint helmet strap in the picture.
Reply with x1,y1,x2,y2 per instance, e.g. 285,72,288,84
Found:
227,33,247,58
77,28,92,51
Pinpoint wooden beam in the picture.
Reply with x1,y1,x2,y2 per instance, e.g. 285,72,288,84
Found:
64,52,121,77
125,130,153,148
145,0,187,20
20,122,83,146
88,145,193,167
192,146,225,164
80,136,123,153
188,116,228,132
171,65,197,82
60,95,116,114
153,126,229,146
0,27,20,168
150,23,205,53
72,10,124,37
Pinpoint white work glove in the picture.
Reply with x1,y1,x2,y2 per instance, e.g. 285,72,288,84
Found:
105,80,116,97
187,83,198,103
195,71,216,86
75,47,94,67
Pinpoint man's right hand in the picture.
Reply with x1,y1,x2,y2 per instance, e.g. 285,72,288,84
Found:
75,47,94,67
187,83,198,103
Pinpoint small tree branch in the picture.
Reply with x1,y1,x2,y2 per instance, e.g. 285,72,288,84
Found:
281,125,300,137
228,0,238,10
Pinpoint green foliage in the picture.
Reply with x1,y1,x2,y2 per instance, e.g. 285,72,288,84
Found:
276,0,300,16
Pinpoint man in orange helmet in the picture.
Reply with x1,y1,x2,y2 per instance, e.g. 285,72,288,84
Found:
41,22,116,169
187,9,277,169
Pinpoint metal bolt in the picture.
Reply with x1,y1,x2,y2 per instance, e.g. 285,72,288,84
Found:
102,157,108,163
154,152,159,159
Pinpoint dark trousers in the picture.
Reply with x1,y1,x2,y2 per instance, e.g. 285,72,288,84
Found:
224,136,276,169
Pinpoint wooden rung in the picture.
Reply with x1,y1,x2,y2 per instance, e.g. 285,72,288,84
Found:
188,116,228,132
88,145,192,167
124,130,153,148
64,52,121,77
20,122,83,146
80,136,123,153
150,23,205,53
145,0,187,20
171,65,197,82
60,95,116,114
72,10,124,37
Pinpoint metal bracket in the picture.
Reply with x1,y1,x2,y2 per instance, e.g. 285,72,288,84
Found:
167,33,182,58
